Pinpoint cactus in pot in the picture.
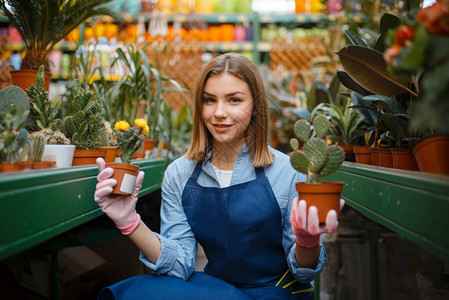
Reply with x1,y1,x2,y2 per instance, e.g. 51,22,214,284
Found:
0,86,30,168
289,115,345,223
290,115,345,183
57,78,108,150
29,132,46,163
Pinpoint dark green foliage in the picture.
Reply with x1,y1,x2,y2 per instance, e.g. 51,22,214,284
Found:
115,127,144,164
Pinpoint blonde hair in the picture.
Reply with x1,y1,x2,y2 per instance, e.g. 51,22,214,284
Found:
186,53,274,167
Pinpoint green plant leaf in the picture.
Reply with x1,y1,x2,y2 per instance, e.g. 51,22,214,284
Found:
337,70,372,96
336,45,414,96
362,95,407,115
344,30,369,47
379,13,401,37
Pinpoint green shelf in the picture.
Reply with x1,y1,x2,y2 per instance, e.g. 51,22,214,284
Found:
325,162,449,261
0,158,166,262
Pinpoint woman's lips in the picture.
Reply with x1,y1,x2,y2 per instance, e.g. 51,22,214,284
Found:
213,124,232,132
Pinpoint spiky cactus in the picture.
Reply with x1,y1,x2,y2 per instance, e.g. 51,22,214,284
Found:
29,132,46,162
57,78,108,150
26,65,59,132
290,115,345,184
38,128,70,145
114,119,149,164
0,86,30,164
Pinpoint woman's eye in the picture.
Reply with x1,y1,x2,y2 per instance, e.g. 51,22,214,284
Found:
204,97,215,103
229,97,241,103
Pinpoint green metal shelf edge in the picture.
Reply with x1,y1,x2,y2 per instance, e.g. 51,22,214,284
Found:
0,158,166,262
325,162,449,261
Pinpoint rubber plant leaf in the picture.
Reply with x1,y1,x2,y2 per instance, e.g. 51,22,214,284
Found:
350,92,377,126
382,113,409,139
336,45,416,96
337,70,372,96
344,30,369,47
362,95,407,115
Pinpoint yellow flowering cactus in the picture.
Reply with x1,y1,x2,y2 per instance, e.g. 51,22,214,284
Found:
114,119,150,164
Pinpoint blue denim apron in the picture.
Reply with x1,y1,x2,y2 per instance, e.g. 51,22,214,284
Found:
99,164,313,299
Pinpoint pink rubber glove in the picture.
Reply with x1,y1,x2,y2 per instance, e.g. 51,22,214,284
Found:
290,198,345,248
94,157,145,235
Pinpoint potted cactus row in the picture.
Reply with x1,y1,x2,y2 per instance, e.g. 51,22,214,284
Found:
289,115,345,223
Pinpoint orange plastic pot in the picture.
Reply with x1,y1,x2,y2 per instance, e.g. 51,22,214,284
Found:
10,69,51,92
106,163,139,195
296,181,343,223
391,148,418,171
98,146,118,163
31,161,56,170
413,134,449,175
378,148,393,168
370,147,380,166
353,146,372,164
0,163,24,173
72,149,107,166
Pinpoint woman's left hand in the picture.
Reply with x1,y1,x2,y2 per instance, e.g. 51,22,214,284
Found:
290,198,345,248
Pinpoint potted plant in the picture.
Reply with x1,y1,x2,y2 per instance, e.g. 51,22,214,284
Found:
0,86,30,172
58,78,108,165
107,119,149,195
28,132,54,169
289,115,345,223
383,1,449,175
24,65,75,168
0,0,113,91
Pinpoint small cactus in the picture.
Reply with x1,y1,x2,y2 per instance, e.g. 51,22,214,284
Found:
29,132,46,162
114,119,149,164
57,78,108,150
290,115,345,184
39,128,70,145
26,65,59,132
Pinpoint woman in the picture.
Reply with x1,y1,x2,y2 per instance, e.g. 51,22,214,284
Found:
94,53,342,299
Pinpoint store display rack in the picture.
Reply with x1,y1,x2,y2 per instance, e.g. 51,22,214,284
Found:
0,158,165,261
326,163,449,261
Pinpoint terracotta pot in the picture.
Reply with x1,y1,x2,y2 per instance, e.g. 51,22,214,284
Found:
296,181,343,223
391,148,418,171
0,163,24,173
353,146,372,164
142,139,155,159
106,163,139,195
72,149,107,166
31,161,56,170
413,134,449,175
378,148,393,168
370,147,380,166
98,146,118,163
10,69,51,92
18,160,33,171
340,144,355,162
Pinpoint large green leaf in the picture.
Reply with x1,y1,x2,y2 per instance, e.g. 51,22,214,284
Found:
336,45,414,96
337,70,372,96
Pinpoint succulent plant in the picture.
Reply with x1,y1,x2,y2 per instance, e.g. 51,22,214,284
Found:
114,119,149,164
29,132,46,163
290,115,345,184
58,78,108,150
26,65,59,132
0,86,30,164
38,128,70,145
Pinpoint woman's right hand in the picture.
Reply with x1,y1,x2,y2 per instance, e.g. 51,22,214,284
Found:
94,157,145,234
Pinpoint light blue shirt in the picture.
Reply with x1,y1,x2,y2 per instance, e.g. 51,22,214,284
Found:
140,144,327,283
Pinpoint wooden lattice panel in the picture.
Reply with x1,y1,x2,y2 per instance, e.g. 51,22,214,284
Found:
269,36,328,77
144,39,205,110
0,35,13,89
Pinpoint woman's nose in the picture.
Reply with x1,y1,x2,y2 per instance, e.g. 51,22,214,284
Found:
214,101,227,118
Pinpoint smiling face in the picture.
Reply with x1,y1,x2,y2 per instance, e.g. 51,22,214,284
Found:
202,73,254,151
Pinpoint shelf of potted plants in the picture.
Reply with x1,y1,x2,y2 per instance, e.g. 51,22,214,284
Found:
0,155,166,262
